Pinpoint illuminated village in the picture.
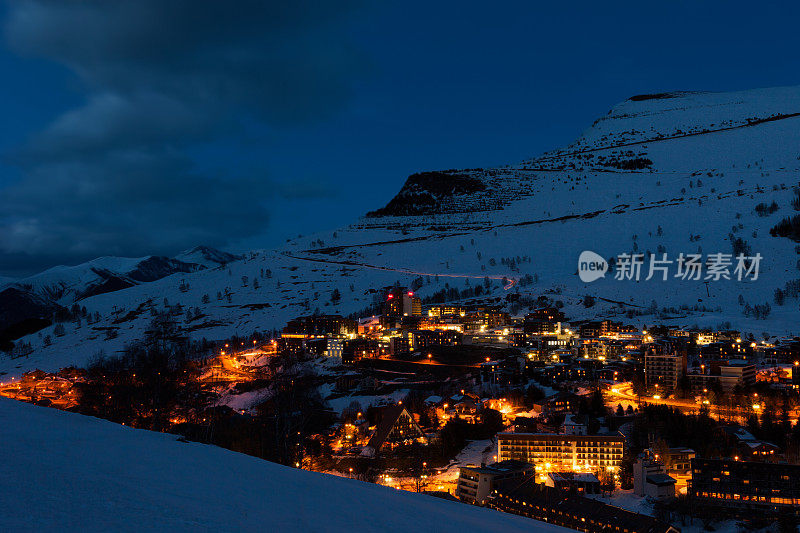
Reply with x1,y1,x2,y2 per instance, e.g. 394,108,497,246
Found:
5,284,800,532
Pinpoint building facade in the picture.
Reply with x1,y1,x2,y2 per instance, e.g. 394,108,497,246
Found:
688,360,756,392
488,478,679,533
497,432,624,473
283,315,357,336
645,352,687,391
456,460,534,505
383,287,421,318
633,455,676,500
690,458,800,514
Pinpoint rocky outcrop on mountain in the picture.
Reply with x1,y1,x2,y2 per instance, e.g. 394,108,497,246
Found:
367,171,487,216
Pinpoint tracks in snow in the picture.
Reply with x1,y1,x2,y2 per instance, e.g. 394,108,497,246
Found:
281,251,517,290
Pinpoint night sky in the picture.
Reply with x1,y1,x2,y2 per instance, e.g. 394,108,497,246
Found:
1,1,799,277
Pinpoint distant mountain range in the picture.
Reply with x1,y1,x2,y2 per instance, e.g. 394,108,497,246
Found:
4,85,800,375
0,246,240,351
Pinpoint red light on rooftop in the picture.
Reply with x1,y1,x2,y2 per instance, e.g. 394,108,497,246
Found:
387,294,393,299
407,292,413,296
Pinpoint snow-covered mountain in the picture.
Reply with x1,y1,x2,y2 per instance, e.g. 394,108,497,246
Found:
3,246,239,305
0,398,563,532
0,246,240,355
4,85,800,376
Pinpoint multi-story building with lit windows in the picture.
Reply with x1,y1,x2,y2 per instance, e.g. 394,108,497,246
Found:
427,305,465,318
497,432,624,473
690,458,800,514
688,359,756,392
410,329,462,350
456,460,534,504
383,287,421,318
644,351,686,391
283,315,357,336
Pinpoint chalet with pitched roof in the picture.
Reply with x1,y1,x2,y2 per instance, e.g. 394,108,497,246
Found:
361,405,426,457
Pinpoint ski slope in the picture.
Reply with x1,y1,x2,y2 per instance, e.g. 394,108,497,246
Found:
0,398,565,532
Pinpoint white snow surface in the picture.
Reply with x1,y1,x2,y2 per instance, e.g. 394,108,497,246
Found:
0,398,565,532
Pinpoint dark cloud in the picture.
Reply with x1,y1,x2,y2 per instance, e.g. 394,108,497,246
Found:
0,0,367,275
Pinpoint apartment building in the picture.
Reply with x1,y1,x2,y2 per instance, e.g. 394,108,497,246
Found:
691,458,800,514
497,432,624,473
688,359,756,392
644,351,687,391
456,460,533,505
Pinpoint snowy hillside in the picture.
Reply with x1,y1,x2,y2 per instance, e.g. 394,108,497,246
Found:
0,246,240,359
560,86,800,153
7,246,238,306
311,85,800,333
0,398,563,532
5,84,800,376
